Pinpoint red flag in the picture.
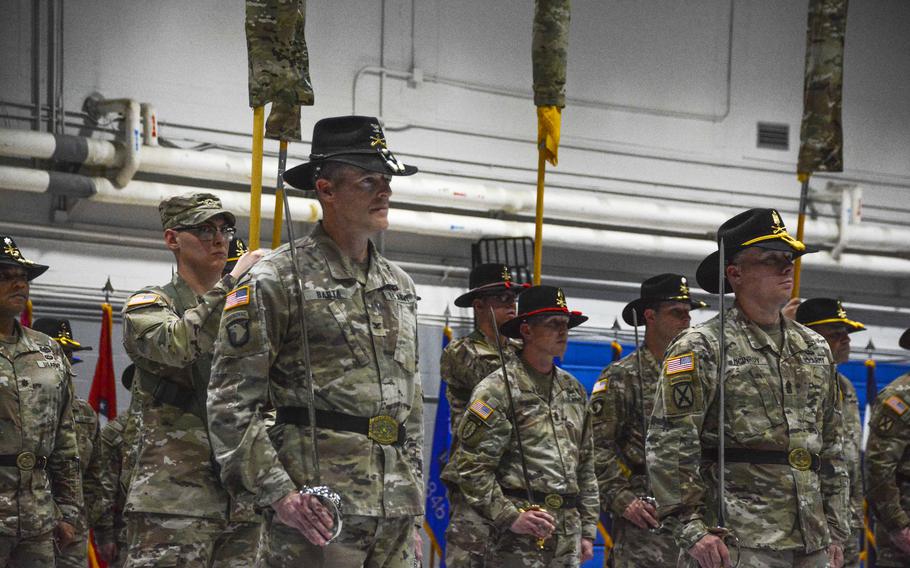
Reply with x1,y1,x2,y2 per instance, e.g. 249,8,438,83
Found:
19,299,32,327
87,528,107,568
88,303,117,419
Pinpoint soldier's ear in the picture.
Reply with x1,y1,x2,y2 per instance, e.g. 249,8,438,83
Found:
315,177,335,202
725,262,742,287
163,229,180,252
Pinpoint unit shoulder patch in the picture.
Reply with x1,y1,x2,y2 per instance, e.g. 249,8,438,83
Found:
884,395,909,417
225,286,251,311
459,414,488,448
468,398,494,421
125,293,160,309
663,375,703,417
665,352,696,376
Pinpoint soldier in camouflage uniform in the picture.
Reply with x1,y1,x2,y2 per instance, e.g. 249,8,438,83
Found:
32,317,110,568
795,298,866,568
208,116,424,567
121,194,265,567
443,285,599,567
0,236,82,566
95,364,137,568
589,274,706,567
865,326,910,567
646,209,850,568
441,262,528,566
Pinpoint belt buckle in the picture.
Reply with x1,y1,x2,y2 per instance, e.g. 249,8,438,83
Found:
16,451,36,471
544,494,564,509
368,415,399,445
788,448,812,471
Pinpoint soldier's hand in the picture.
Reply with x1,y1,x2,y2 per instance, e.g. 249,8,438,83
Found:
510,509,555,540
781,297,801,320
54,520,76,550
98,543,117,563
272,490,335,546
826,542,844,568
891,527,910,556
413,528,423,564
230,248,267,279
622,498,659,530
579,537,594,563
688,533,731,568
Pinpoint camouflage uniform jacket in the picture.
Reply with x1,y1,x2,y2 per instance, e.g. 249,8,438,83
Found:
72,398,107,529
440,329,520,439
0,322,82,536
837,374,863,535
646,306,850,553
94,412,130,548
589,346,661,516
866,372,910,534
208,223,424,518
442,358,599,540
122,271,249,521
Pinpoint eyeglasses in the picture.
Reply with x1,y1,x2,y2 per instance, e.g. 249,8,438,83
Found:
175,224,236,242
0,270,28,284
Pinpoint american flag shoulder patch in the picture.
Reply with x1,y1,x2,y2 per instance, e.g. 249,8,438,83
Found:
126,293,159,308
592,378,609,394
885,395,909,416
224,286,251,311
665,352,695,376
469,399,494,421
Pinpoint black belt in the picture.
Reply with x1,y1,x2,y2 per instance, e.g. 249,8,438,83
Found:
0,452,47,471
276,407,406,446
501,488,578,509
702,448,834,475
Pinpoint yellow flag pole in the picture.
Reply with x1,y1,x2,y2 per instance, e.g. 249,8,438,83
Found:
533,151,546,285
249,106,266,249
791,173,810,298
271,139,288,249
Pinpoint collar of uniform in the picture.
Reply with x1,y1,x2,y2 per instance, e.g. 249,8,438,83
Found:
171,272,199,308
10,322,50,358
781,317,814,357
309,223,398,292
638,346,661,375
731,306,780,354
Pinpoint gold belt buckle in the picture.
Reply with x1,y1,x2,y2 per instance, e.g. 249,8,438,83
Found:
544,494,564,509
368,415,399,445
788,448,812,471
16,451,36,471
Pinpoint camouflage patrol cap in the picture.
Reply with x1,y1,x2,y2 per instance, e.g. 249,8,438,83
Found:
158,193,236,230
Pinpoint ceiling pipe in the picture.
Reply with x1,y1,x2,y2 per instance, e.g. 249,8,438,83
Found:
90,98,141,187
2,164,910,279
1,128,908,254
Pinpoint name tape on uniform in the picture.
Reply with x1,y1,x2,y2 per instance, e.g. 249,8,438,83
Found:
665,352,695,376
225,286,250,311
469,399,494,421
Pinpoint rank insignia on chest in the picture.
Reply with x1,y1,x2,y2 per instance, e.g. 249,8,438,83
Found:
665,353,695,375
469,399,494,421
884,395,909,416
126,293,159,308
592,378,608,394
225,286,250,311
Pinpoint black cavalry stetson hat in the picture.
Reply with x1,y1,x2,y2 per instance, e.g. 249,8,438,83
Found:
453,263,530,308
0,236,48,281
899,328,910,351
621,273,708,326
222,237,249,276
795,298,865,333
283,115,418,191
696,208,817,294
31,318,93,352
499,285,588,339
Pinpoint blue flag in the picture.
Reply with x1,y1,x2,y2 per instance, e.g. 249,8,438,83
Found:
424,324,453,565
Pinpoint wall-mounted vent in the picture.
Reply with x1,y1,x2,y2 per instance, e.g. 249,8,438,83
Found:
757,122,789,150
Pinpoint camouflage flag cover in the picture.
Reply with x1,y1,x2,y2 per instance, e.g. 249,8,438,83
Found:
797,0,848,175
245,0,314,141
533,0,570,166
